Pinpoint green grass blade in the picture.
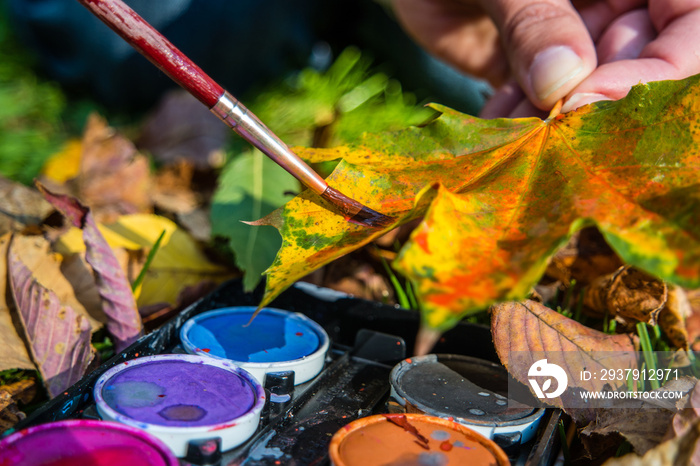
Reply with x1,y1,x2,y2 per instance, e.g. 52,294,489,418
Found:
131,229,166,292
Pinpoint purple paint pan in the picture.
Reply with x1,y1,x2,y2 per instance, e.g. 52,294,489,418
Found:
0,419,178,466
180,307,330,385
93,354,265,457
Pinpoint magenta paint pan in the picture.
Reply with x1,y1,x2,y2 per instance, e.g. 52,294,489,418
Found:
180,307,330,385
0,419,178,466
93,354,265,457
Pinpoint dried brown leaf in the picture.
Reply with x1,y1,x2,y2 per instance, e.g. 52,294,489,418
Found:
0,234,34,372
0,177,52,235
491,300,637,411
659,286,691,350
8,239,94,397
583,266,668,325
0,378,37,405
0,379,37,431
546,227,624,286
685,289,700,351
151,160,199,214
10,235,105,331
0,394,25,432
581,378,697,456
78,114,152,223
603,418,700,466
668,378,700,464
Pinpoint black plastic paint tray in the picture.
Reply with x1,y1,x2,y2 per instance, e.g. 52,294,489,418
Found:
8,279,562,465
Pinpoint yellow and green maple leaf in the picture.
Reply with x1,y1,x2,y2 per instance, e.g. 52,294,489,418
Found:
253,75,700,331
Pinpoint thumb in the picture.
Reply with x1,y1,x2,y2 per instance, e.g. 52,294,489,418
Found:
482,0,597,110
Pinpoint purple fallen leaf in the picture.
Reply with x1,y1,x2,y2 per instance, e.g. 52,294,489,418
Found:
8,244,93,397
37,182,142,351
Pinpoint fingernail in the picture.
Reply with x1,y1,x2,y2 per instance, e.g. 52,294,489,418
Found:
530,46,584,101
561,93,610,113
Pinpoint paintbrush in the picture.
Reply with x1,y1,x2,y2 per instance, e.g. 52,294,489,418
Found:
76,0,393,228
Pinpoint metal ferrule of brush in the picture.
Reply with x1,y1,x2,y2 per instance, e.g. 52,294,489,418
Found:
210,91,328,195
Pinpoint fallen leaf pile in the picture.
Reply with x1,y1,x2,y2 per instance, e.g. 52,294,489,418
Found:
0,111,234,417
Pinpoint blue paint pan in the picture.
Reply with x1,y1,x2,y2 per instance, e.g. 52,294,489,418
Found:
180,307,329,385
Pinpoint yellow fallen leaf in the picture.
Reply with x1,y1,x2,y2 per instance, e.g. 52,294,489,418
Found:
55,223,142,254
56,214,230,307
109,215,230,306
41,138,82,183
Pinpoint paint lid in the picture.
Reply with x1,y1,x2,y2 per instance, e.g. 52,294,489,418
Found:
94,354,265,457
180,306,330,385
389,354,545,443
329,413,510,466
0,419,179,466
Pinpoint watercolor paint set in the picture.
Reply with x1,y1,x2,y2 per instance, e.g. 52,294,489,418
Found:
3,280,562,465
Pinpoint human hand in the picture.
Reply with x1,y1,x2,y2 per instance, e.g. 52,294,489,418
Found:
392,0,700,118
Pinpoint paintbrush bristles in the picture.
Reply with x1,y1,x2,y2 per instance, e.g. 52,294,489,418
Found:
321,187,394,228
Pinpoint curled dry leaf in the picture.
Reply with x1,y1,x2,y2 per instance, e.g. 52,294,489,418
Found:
545,226,624,286
684,289,700,351
583,266,668,325
38,183,142,352
658,286,691,350
8,240,94,398
491,300,637,411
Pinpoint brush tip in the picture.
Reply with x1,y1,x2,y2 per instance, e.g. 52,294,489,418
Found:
349,205,395,228
320,186,394,228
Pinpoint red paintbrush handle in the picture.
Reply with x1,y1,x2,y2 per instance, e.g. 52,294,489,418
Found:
76,0,223,107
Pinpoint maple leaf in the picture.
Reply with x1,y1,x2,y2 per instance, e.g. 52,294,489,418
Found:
254,75,700,330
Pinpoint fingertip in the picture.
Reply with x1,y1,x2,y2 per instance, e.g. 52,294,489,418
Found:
490,1,597,110
560,92,611,113
528,46,593,107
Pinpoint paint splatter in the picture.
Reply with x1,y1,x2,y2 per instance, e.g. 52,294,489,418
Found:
295,332,303,336
383,414,430,450
418,452,448,466
439,441,452,451
103,381,166,408
430,429,450,441
159,404,207,422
